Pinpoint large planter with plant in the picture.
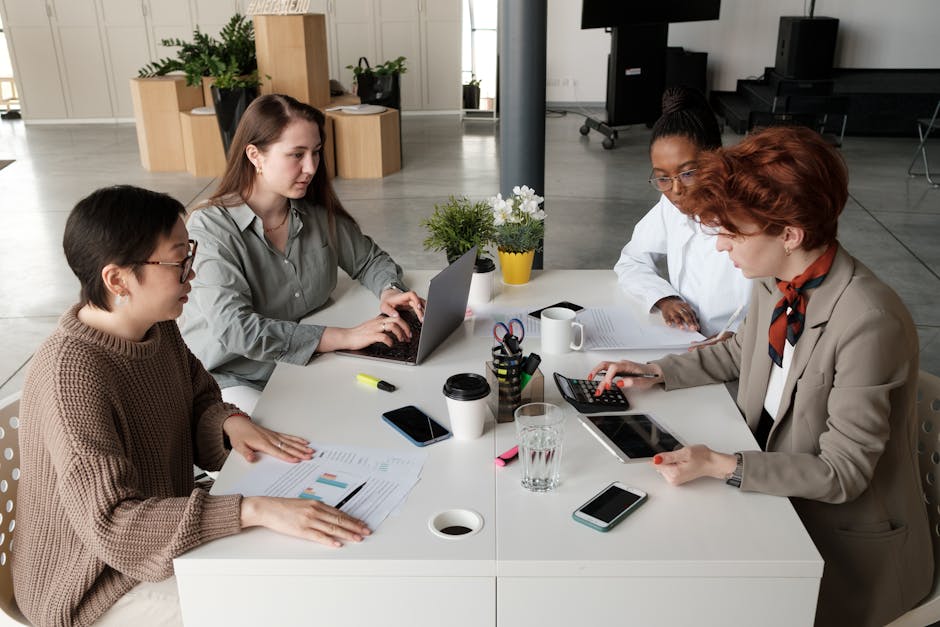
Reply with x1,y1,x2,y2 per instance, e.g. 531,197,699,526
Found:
463,79,481,109
422,195,497,303
348,56,407,110
138,14,260,155
489,186,546,286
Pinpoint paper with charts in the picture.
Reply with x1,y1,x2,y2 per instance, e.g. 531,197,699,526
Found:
216,443,427,531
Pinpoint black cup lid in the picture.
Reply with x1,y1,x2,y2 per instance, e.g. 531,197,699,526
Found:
443,373,491,401
474,257,495,273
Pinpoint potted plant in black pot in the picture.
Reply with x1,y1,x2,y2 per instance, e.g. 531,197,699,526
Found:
207,15,260,155
347,56,407,110
463,77,481,110
421,195,497,304
138,14,260,155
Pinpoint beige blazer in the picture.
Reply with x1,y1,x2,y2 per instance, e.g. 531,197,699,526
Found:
656,245,932,627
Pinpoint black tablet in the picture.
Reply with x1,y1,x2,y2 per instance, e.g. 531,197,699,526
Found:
579,413,683,463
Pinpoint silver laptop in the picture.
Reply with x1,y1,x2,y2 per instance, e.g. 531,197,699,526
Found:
336,247,476,365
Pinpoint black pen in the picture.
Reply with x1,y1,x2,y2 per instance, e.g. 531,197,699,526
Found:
335,482,366,510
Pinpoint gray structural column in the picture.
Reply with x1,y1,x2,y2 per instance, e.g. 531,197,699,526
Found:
498,0,547,269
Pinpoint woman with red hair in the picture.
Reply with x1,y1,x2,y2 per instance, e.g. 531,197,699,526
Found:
590,126,932,626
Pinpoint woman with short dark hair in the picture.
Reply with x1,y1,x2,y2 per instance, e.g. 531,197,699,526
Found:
14,185,370,626
592,126,932,626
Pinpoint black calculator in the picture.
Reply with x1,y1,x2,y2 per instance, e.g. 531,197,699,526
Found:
553,372,631,413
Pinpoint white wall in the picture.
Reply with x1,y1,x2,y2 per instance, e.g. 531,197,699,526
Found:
546,0,940,101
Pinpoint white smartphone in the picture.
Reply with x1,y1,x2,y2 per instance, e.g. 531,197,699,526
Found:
571,482,647,532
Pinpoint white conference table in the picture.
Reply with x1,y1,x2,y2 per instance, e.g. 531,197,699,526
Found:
174,270,823,627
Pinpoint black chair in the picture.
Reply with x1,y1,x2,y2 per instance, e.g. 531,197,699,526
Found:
907,99,940,187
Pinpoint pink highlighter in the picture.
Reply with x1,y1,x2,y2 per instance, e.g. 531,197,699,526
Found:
495,445,519,466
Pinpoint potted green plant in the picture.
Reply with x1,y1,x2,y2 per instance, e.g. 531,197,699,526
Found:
347,56,407,110
463,77,481,110
489,186,546,285
422,195,497,303
138,14,260,154
207,15,261,154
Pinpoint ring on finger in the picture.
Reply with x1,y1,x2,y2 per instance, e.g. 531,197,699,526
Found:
276,440,283,450
381,321,387,331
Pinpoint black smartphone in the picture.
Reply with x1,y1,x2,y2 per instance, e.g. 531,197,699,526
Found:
382,405,452,447
528,301,584,319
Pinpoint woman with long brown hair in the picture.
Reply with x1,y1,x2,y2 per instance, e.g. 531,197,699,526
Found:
591,126,932,625
180,94,423,412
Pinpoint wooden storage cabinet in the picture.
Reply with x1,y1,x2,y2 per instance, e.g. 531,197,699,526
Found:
130,76,203,171
329,108,401,179
254,13,331,110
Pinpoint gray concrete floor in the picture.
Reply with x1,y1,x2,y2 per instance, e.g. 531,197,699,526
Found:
0,110,938,397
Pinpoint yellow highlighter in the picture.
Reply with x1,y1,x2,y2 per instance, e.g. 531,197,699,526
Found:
356,372,397,392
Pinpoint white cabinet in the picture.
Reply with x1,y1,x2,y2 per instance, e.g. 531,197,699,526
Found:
1,0,113,119
323,0,460,111
0,0,461,120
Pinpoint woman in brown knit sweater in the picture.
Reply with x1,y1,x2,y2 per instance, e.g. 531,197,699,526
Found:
13,186,371,626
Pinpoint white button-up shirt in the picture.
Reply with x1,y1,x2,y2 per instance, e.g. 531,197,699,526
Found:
614,194,752,337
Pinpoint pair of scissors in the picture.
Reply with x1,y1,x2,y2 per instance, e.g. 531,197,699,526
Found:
493,318,524,354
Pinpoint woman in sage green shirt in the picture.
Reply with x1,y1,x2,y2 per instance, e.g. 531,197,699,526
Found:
180,94,424,411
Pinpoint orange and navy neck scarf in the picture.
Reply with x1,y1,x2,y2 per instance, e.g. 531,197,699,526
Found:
768,243,838,367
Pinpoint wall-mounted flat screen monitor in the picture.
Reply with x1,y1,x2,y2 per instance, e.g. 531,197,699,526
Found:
581,0,721,29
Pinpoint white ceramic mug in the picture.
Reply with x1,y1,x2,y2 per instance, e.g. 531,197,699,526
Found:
540,307,585,354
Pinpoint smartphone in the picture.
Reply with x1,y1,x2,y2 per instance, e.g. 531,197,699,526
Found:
572,482,647,532
382,405,452,447
528,300,584,319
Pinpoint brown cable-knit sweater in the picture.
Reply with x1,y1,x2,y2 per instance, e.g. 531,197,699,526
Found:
13,305,245,626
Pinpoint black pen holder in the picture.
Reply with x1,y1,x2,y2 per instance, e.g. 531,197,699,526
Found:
486,345,543,423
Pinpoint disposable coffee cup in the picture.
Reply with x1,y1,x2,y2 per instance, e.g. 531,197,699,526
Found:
443,373,491,440
468,257,496,305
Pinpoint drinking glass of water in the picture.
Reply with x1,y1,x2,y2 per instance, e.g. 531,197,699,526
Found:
514,402,565,492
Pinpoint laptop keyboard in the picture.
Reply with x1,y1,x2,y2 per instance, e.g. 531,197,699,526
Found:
367,309,423,361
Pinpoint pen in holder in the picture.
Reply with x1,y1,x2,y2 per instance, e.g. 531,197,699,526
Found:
486,345,544,423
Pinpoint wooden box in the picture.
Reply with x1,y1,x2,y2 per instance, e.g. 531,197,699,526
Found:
180,111,226,178
130,77,204,172
254,14,330,110
329,108,401,179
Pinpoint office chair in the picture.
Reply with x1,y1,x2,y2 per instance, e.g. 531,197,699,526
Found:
886,371,940,626
907,99,940,187
0,392,27,624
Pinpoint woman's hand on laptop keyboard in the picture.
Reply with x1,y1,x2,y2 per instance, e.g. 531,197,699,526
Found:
380,289,426,322
317,315,412,352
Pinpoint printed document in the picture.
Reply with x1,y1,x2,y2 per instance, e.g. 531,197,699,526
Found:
214,443,427,531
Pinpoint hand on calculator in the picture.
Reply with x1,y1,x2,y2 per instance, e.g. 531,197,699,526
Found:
586,361,663,395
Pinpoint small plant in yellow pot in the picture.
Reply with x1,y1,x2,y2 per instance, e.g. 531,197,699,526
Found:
490,185,545,285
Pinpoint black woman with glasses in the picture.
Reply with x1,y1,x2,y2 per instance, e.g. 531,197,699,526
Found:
614,87,751,345
14,185,370,626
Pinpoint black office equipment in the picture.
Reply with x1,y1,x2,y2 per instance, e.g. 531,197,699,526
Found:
579,1,721,149
554,372,630,414
774,16,839,80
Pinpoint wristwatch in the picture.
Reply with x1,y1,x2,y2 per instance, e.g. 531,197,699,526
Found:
725,452,744,488
384,280,408,294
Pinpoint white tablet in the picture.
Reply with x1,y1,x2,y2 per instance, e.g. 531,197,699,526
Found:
579,412,684,463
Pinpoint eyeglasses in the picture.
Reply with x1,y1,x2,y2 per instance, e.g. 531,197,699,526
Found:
648,169,697,192
134,240,197,284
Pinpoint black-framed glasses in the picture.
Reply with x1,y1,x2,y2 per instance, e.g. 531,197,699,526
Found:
648,169,698,192
134,239,197,283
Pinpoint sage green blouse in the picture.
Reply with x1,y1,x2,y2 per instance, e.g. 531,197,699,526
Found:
179,199,403,390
